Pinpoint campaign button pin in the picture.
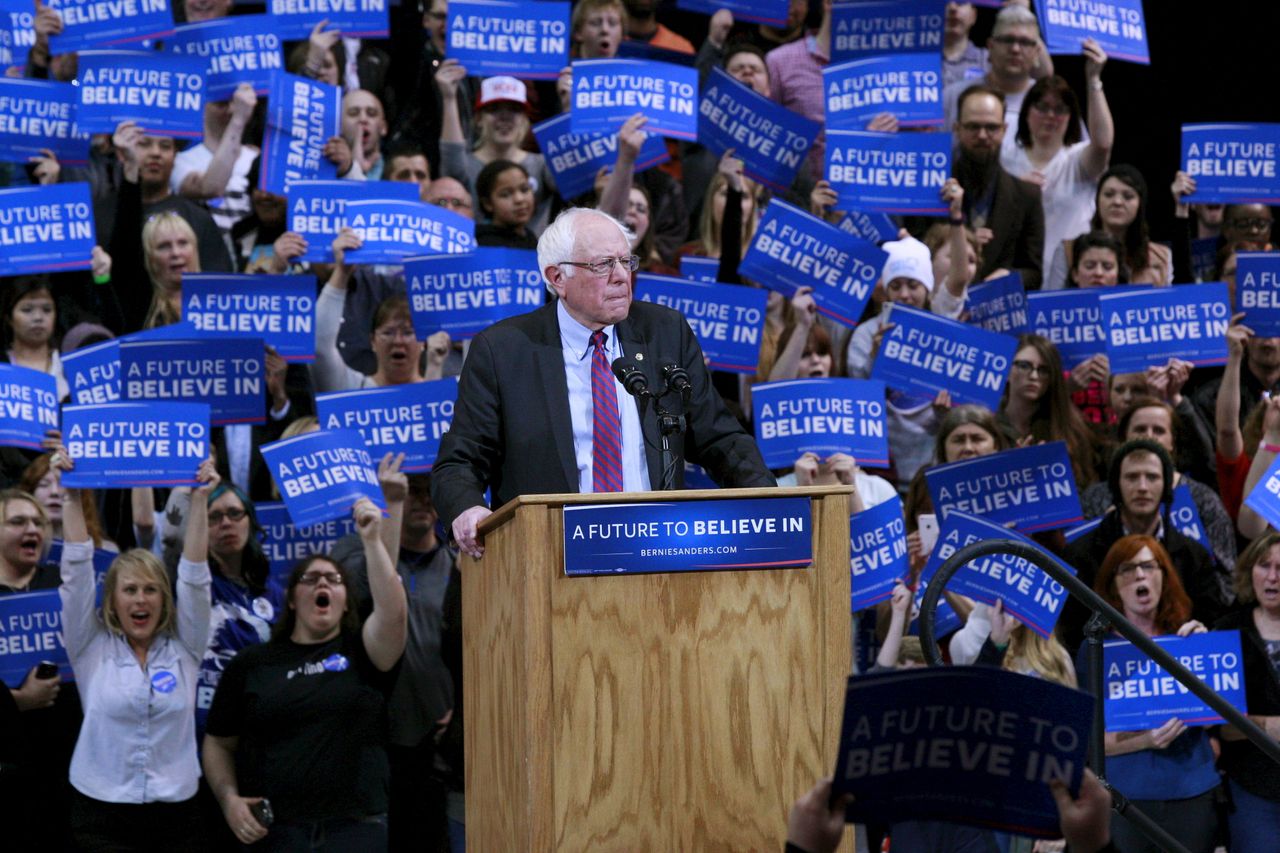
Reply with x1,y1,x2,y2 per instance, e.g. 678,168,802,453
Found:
151,671,177,693
252,597,275,620
322,653,349,672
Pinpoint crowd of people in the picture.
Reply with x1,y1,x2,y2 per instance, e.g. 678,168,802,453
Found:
0,0,1276,851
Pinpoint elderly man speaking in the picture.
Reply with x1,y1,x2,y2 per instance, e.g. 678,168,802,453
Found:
432,208,774,557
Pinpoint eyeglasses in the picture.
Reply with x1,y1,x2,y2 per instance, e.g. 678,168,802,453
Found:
1012,359,1052,379
208,508,248,525
1227,217,1273,232
375,326,417,341
559,255,641,277
1117,559,1161,578
960,122,1004,136
298,571,344,586
425,10,446,19
1030,102,1071,117
430,197,473,210
992,34,1038,49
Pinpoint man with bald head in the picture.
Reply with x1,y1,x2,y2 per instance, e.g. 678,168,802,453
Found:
426,177,474,219
342,89,389,179
432,208,774,556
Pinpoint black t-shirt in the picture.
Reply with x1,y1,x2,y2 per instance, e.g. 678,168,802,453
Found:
205,630,397,822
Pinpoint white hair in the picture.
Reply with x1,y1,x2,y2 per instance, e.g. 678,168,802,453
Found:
993,4,1039,35
537,207,634,293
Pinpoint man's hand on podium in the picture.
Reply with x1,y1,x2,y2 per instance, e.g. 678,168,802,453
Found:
453,505,493,559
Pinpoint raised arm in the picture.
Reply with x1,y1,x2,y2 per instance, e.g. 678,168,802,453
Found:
1079,39,1114,179
1217,315,1249,462
176,459,217,658
435,60,468,146
177,85,257,201
50,442,97,660
597,114,648,221
377,453,407,564
355,499,408,671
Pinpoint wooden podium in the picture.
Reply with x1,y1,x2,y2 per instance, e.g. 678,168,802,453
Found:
464,486,853,851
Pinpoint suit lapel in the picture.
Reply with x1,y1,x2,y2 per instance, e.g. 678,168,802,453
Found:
535,304,583,492
615,317,663,489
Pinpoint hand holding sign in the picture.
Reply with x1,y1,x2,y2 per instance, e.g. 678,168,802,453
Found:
785,779,851,853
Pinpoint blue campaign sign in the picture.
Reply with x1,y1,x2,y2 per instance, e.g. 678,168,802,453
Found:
1102,631,1247,732
824,52,944,130
1035,0,1148,64
342,199,476,263
120,337,265,426
267,0,388,39
47,0,174,53
62,401,209,488
0,363,57,450
259,71,341,195
286,180,420,263
698,67,820,192
0,79,89,165
76,51,203,138
183,274,316,362
563,497,812,575
1237,252,1280,336
1026,289,1103,369
925,441,1083,534
1063,515,1103,543
257,502,357,586
62,338,118,405
166,15,283,100
850,494,908,611
570,59,699,141
1168,484,1210,554
922,511,1077,639
966,272,1029,336
753,378,889,468
826,129,951,215
446,0,569,80
633,273,767,373
0,182,96,276
836,209,899,245
0,0,34,70
835,666,1092,837
260,429,387,528
1181,124,1280,205
1098,283,1230,373
406,248,543,340
0,590,69,688
316,379,457,473
831,0,945,63
676,0,789,26
679,255,720,283
532,112,669,200
870,305,1016,409
739,199,885,326
1244,455,1280,531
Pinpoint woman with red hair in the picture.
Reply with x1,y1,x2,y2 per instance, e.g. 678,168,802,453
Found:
1082,534,1220,852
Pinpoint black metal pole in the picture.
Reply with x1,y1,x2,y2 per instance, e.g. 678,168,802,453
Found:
918,538,1280,853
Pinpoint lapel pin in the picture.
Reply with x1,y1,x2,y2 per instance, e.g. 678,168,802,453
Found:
634,352,644,361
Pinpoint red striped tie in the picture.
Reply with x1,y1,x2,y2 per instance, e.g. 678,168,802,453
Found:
590,330,624,492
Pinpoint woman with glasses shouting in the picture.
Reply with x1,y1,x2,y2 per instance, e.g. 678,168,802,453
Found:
202,496,407,851
1078,535,1220,853
1000,333,1100,488
1004,38,1114,291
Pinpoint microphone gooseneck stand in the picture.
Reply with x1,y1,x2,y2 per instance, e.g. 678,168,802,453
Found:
611,357,690,491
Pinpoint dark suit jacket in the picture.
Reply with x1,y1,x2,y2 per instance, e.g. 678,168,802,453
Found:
431,300,775,528
978,168,1045,291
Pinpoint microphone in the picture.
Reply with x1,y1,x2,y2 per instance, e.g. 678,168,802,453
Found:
612,357,649,397
661,362,692,398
